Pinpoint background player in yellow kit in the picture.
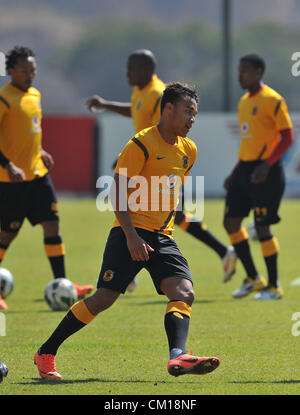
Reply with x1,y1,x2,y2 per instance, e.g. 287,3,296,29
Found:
86,49,237,289
35,82,220,380
0,46,93,309
223,54,294,300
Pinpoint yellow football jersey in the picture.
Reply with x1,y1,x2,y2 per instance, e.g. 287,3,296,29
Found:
238,84,293,161
131,74,165,133
0,82,47,182
114,126,197,236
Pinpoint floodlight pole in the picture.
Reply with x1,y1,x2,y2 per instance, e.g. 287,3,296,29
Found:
222,0,231,112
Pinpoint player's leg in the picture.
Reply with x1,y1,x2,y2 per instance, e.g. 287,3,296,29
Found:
30,174,93,298
34,287,120,379
148,233,220,376
0,181,25,309
223,164,266,296
175,185,237,282
223,216,267,297
0,231,19,309
34,226,144,379
251,162,285,299
160,276,220,376
0,181,25,267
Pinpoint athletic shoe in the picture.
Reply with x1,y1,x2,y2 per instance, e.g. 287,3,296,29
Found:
0,294,8,310
253,285,283,300
126,277,138,292
0,361,8,382
72,281,94,299
232,275,267,299
34,349,62,380
222,246,237,283
167,353,220,377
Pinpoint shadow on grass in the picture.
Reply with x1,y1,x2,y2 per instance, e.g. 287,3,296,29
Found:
17,377,176,386
230,380,300,384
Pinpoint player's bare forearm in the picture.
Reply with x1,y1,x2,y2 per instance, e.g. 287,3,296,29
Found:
102,101,132,117
86,95,131,117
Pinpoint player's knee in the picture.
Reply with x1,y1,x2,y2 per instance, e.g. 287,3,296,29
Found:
177,284,195,306
41,220,60,237
223,217,242,234
0,231,18,246
255,223,271,240
85,287,120,315
223,217,232,233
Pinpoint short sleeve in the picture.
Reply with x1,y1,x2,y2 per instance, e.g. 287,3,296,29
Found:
0,96,9,124
115,137,149,178
183,142,197,183
272,98,293,131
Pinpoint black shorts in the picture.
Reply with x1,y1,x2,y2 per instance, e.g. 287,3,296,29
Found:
0,174,59,233
97,227,193,295
225,160,285,225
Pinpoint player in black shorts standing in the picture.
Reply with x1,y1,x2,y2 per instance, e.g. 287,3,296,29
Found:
0,46,93,309
34,82,220,380
223,54,294,300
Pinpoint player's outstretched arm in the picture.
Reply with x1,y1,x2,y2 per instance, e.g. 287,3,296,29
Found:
86,95,131,117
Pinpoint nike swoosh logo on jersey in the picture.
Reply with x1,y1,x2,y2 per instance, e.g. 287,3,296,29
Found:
157,156,166,160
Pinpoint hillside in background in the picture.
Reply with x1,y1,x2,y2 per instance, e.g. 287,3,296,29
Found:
0,1,299,113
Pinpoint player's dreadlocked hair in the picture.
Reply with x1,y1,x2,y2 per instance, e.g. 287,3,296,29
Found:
6,46,35,71
240,54,266,75
160,82,199,114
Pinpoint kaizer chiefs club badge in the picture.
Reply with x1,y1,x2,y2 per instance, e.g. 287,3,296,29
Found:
251,105,259,115
181,155,189,169
103,270,114,281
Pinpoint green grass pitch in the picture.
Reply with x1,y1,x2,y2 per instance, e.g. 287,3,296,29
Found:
1,198,300,396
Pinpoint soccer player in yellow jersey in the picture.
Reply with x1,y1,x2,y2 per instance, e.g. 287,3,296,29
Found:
0,46,93,309
87,49,237,289
35,82,220,380
223,54,294,300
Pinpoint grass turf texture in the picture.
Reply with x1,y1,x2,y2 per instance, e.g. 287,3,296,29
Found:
1,198,300,396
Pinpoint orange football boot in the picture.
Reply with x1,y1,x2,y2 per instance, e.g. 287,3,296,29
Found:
72,282,94,299
0,294,8,310
167,352,220,377
34,349,62,380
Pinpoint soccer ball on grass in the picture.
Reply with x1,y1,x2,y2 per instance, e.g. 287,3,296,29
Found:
0,267,14,299
44,278,78,311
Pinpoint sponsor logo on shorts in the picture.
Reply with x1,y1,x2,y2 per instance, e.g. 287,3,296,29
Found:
51,203,58,211
9,221,21,230
103,270,114,281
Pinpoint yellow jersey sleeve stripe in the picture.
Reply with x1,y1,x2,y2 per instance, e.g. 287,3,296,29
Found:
151,94,162,118
0,96,10,109
185,163,194,175
274,99,283,116
131,137,149,160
